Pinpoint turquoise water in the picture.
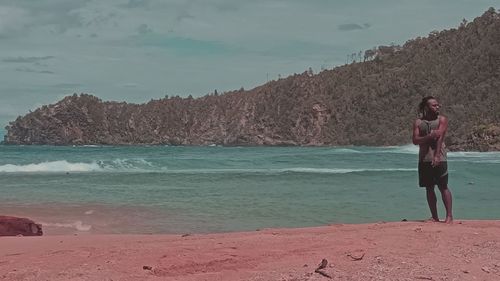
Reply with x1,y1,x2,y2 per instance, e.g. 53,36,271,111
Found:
0,145,499,234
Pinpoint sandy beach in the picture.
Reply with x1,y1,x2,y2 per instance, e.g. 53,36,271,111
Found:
1,220,499,280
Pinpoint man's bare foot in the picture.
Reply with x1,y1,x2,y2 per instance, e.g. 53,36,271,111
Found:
425,217,440,223
444,216,453,224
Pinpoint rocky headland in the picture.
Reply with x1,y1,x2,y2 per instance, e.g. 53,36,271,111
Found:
4,9,500,150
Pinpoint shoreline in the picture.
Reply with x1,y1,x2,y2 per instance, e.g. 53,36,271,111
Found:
1,142,499,152
1,220,499,280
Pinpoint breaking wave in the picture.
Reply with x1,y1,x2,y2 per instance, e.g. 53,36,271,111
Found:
154,167,417,175
378,144,419,154
0,159,153,173
39,220,92,231
0,160,102,173
447,151,500,163
0,160,417,175
280,167,416,174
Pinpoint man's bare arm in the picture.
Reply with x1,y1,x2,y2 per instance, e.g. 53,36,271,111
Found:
432,116,448,165
412,119,439,145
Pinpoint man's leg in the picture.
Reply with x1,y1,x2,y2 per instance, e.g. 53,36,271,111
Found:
438,185,453,223
425,186,439,221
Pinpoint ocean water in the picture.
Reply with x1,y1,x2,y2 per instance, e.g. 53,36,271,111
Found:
0,145,498,235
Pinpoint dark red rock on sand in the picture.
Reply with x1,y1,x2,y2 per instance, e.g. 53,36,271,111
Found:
0,216,43,236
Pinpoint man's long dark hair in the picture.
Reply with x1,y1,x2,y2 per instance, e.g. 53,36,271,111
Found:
418,96,436,117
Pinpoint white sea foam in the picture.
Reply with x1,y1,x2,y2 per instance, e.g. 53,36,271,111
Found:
472,160,500,163
331,144,419,154
448,151,500,157
380,144,419,154
40,220,92,231
97,158,154,171
329,148,362,153
158,167,416,174
0,159,420,174
447,151,500,163
281,167,416,174
0,158,157,173
0,160,102,173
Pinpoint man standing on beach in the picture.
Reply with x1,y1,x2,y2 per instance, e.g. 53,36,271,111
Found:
412,96,453,223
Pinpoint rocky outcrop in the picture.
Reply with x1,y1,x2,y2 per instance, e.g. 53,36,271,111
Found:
448,124,500,151
0,216,43,236
4,9,500,150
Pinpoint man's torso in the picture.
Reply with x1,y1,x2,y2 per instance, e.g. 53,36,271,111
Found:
418,117,447,162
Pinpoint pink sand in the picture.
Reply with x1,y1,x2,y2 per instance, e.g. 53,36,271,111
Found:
1,220,499,280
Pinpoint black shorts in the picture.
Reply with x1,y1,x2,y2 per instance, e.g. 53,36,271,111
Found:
418,162,448,188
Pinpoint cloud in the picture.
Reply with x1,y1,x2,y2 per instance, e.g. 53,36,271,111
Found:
121,83,139,88
338,23,371,31
34,62,49,67
3,56,55,63
82,11,117,28
1,0,499,128
0,103,25,117
15,67,55,74
0,1,91,35
175,10,195,23
0,6,31,38
137,23,153,35
122,0,150,9
51,83,83,88
256,40,341,60
129,33,232,56
211,1,241,13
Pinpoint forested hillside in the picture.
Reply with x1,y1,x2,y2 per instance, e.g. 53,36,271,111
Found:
5,9,500,150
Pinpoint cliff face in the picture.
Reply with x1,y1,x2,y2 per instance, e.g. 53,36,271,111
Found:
4,9,500,150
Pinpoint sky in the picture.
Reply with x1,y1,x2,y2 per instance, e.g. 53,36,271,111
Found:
0,0,498,132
